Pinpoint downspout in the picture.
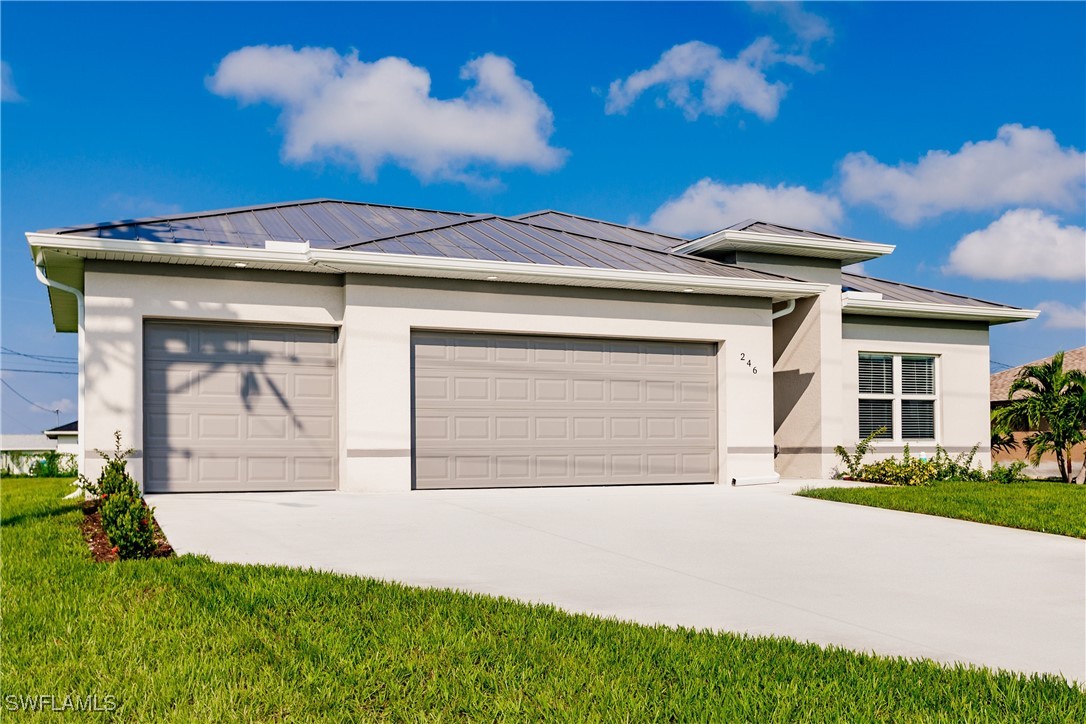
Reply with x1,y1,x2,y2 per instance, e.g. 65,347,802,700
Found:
771,298,796,320
732,299,798,486
33,254,85,496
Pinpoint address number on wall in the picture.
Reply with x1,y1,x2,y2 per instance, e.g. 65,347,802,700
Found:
739,352,758,374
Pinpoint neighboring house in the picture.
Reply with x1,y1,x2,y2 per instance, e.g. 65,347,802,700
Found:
44,420,79,457
990,346,1086,479
28,200,1037,493
0,434,55,475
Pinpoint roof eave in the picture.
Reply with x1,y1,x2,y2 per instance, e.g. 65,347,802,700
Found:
842,298,1039,325
673,229,896,264
28,234,826,320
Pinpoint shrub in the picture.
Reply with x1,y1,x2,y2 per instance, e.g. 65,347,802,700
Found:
80,431,156,560
834,428,886,479
987,460,1028,484
99,491,155,559
857,456,936,486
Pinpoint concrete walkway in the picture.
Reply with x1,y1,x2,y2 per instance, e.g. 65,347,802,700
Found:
148,481,1085,682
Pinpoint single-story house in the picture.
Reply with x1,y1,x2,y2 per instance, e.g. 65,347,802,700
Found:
28,199,1037,493
1,433,55,475
991,346,1086,479
44,420,79,457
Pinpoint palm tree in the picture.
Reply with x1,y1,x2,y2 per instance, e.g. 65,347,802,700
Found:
991,351,1086,482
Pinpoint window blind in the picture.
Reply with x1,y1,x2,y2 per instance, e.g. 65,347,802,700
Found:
901,357,935,395
901,400,935,439
859,399,893,438
859,354,893,394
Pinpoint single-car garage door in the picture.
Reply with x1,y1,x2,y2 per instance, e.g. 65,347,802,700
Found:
144,321,338,493
412,332,718,489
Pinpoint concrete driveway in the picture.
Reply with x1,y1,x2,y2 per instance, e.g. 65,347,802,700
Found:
148,482,1085,682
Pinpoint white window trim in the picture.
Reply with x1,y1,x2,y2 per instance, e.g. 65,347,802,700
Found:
858,353,939,443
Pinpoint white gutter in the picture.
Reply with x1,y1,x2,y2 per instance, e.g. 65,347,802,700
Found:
33,254,85,494
26,233,827,302
770,298,796,320
842,297,1039,324
673,229,895,263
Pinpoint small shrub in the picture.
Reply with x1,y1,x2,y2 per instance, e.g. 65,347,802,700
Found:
987,460,1027,484
80,431,155,560
928,444,984,482
99,492,155,559
857,457,936,486
834,427,886,479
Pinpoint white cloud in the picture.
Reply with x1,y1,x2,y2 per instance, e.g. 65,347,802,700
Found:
944,209,1086,281
1,61,23,102
605,38,814,121
750,2,833,50
647,178,843,237
1036,301,1086,330
209,45,566,183
840,124,1086,224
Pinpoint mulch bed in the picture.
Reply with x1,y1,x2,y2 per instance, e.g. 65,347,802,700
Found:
81,500,174,563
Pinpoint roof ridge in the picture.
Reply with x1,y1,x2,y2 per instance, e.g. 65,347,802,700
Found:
41,198,476,235
842,271,1018,309
514,209,687,242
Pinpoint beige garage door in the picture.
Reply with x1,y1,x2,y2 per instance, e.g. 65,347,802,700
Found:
413,332,718,489
143,321,338,493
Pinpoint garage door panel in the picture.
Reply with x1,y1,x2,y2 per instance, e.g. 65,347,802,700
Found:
144,321,338,493
413,332,717,489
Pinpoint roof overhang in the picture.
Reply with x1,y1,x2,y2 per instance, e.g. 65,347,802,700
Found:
673,228,896,265
842,297,1039,325
28,233,826,331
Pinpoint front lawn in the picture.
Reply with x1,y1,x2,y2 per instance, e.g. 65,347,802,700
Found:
3,478,1083,719
798,479,1086,539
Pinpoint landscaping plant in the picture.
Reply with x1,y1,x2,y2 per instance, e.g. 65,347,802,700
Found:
991,350,1086,483
835,436,1025,486
78,431,156,559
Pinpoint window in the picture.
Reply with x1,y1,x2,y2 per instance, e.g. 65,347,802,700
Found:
858,354,936,440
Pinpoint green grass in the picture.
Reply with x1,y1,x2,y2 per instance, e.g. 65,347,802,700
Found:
797,479,1086,539
3,478,1083,720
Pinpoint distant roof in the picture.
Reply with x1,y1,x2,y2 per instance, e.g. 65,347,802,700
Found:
990,346,1086,402
515,210,683,253
842,272,1021,310
45,420,78,435
44,199,479,248
724,219,877,245
1,434,55,452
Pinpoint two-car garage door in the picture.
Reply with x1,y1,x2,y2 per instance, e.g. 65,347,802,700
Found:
413,332,718,489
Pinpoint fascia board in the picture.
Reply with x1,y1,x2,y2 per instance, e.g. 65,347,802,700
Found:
842,298,1039,325
27,233,826,302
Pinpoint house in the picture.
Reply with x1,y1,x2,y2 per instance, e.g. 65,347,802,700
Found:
0,433,55,476
44,420,79,457
27,199,1037,493
990,346,1086,479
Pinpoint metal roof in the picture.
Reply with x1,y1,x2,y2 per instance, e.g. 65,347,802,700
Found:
346,216,789,280
842,272,1020,310
515,210,684,252
45,199,479,248
724,219,876,245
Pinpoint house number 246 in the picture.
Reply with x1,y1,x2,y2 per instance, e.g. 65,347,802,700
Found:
739,353,758,374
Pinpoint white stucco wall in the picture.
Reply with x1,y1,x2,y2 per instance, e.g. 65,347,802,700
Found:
342,276,777,492
83,263,345,485
82,263,779,492
841,316,991,468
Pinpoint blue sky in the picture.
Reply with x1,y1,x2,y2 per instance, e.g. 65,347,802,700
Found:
2,1,1084,434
